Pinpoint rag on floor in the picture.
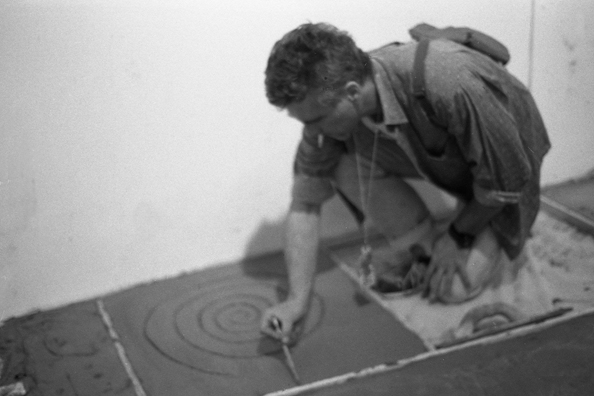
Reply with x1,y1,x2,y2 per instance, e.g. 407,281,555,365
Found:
364,211,594,347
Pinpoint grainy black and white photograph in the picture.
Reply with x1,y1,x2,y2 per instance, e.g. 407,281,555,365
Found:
1,0,593,395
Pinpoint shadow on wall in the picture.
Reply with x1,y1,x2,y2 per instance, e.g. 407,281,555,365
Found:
240,195,358,281
241,180,458,264
242,196,360,259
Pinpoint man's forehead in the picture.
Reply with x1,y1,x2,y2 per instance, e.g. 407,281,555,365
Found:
286,92,329,123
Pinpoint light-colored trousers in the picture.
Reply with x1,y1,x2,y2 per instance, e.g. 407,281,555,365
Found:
332,154,503,302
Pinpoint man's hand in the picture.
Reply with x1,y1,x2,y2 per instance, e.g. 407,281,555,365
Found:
422,231,473,303
260,299,307,344
260,208,320,344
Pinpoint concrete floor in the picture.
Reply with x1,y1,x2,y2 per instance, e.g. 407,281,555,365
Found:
1,175,594,396
0,250,425,396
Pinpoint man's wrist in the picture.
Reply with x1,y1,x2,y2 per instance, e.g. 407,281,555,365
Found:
287,292,311,312
448,223,475,249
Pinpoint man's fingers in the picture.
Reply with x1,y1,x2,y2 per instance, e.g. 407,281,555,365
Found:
260,318,277,338
422,260,438,297
261,312,286,339
260,321,282,339
437,265,456,302
455,260,473,292
262,327,281,339
428,266,445,302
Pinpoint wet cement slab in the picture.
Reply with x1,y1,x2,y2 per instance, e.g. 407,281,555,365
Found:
294,310,594,396
102,250,426,396
0,301,136,396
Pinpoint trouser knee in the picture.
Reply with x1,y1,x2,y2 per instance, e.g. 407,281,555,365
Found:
333,155,430,241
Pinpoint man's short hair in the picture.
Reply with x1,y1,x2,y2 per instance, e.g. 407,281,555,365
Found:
265,22,371,108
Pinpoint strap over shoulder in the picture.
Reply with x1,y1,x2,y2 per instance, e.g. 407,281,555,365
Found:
409,23,510,65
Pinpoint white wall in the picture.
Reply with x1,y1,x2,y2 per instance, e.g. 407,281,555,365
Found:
532,0,594,184
0,0,590,319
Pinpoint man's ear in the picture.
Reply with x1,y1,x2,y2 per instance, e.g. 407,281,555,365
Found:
344,81,362,101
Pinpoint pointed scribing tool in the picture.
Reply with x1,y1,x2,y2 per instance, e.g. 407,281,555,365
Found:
270,316,302,385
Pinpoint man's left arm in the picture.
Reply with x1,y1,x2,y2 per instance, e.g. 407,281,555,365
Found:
422,51,541,302
450,198,503,238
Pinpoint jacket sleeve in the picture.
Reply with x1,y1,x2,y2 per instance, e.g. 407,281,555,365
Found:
446,66,533,207
291,126,345,206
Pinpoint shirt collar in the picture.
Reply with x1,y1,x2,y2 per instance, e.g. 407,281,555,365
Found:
371,58,409,126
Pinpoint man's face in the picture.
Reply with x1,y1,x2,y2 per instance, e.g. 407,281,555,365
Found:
286,90,360,141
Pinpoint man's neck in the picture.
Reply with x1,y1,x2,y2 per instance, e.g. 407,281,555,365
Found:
358,77,383,122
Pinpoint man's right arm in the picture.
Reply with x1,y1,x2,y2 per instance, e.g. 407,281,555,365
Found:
261,126,342,340
260,203,321,341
